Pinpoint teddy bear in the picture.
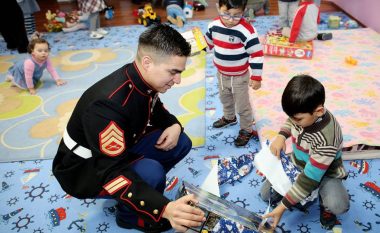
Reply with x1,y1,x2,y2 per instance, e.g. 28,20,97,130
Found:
62,11,87,33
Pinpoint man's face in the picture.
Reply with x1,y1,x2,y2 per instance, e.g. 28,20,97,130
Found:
145,55,187,93
218,5,244,28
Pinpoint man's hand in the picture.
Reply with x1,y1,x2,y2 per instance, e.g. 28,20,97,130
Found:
155,123,181,151
249,80,261,90
163,194,206,232
262,202,287,229
270,135,286,159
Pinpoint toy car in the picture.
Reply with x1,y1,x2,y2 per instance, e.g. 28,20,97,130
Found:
136,3,161,27
193,1,205,11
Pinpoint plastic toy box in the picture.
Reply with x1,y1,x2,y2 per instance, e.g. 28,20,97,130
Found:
176,181,274,233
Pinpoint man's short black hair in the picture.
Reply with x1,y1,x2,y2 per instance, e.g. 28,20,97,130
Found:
138,24,191,58
219,0,247,10
282,74,325,117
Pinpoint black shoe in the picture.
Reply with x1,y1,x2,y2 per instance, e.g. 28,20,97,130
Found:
212,116,237,128
116,215,172,233
234,129,257,147
116,203,172,232
320,205,341,230
17,47,28,54
6,44,17,50
317,32,333,41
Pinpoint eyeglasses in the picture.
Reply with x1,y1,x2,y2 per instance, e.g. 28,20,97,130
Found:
219,13,243,21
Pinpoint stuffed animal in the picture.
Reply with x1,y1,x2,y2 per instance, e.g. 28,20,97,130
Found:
62,11,87,33
55,10,66,23
344,20,359,29
104,6,114,20
44,10,63,32
183,2,193,19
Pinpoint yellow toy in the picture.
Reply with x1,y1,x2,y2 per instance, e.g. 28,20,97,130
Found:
345,56,358,65
137,3,161,27
44,10,63,32
328,15,341,29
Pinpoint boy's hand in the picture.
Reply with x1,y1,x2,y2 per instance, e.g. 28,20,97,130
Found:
56,79,66,86
270,136,286,159
29,88,36,95
249,80,261,90
262,202,287,229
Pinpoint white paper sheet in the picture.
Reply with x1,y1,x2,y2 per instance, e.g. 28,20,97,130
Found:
200,160,220,197
253,143,292,196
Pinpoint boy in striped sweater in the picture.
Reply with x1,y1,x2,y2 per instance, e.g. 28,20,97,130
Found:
261,75,349,230
205,0,264,147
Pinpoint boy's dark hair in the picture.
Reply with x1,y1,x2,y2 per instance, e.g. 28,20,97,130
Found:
282,74,325,117
219,0,247,10
27,38,50,54
138,24,191,58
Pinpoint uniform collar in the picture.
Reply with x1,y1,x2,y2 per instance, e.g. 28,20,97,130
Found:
125,62,157,96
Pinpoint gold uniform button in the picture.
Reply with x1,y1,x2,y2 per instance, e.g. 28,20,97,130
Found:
153,209,159,215
140,201,145,206
127,192,132,198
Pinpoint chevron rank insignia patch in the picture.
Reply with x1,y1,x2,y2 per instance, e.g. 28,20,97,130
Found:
99,121,126,157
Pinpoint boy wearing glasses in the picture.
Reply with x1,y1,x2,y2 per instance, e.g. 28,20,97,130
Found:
261,75,349,230
205,0,264,147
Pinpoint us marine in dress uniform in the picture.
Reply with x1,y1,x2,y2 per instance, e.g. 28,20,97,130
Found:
53,24,205,232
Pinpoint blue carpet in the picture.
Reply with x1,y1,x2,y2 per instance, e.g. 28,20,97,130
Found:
1,12,378,233
0,12,360,55
0,48,205,162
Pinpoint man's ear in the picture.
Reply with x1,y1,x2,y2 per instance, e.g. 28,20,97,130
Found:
314,105,325,117
141,55,153,71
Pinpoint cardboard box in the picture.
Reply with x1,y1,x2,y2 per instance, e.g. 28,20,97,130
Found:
176,181,275,233
181,27,207,56
263,34,313,59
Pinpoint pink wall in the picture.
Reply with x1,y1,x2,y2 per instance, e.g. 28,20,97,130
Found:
329,0,380,33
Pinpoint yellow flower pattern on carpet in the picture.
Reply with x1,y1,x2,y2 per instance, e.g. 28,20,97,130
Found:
0,82,41,120
30,99,78,141
0,55,16,73
50,48,117,71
